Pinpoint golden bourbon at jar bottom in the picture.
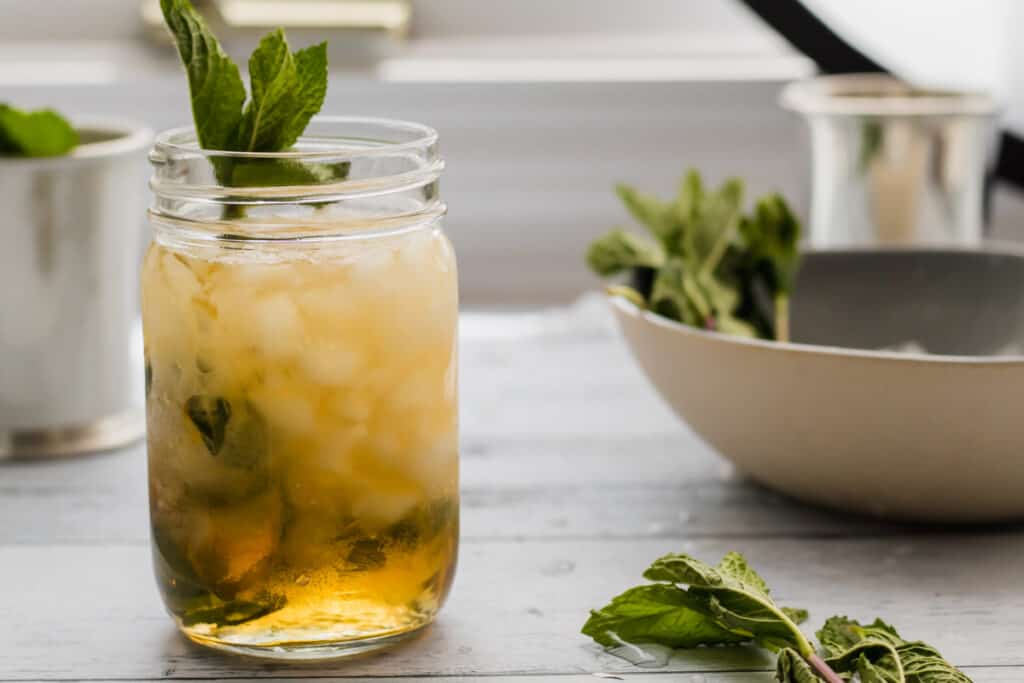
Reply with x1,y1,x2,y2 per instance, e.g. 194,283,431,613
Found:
142,118,457,659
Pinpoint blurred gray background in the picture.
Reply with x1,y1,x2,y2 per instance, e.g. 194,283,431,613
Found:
4,0,1023,304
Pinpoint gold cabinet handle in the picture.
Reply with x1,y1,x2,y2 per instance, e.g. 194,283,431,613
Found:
142,0,410,37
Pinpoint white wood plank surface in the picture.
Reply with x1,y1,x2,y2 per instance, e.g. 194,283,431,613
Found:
0,436,928,546
1,307,1020,680
3,536,1024,679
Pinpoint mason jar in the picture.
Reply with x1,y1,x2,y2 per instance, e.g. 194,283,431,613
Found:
143,117,458,659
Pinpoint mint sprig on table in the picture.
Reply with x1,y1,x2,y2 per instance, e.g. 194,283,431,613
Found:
583,551,971,682
160,0,347,194
586,170,801,342
0,104,78,157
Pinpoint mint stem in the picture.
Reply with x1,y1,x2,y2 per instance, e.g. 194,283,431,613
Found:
775,293,790,343
807,653,844,683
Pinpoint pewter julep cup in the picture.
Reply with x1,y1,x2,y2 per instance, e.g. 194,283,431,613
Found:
0,121,151,458
782,74,998,247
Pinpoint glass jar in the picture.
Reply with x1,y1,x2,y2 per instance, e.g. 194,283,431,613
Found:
142,118,458,659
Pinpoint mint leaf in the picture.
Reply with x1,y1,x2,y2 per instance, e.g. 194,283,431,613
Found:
160,0,246,153
740,194,801,294
225,158,350,187
291,42,329,142
0,104,78,157
234,32,327,153
783,607,810,626
819,617,972,683
185,395,232,455
643,552,813,655
777,648,825,683
898,642,972,682
683,177,743,279
586,229,665,276
581,552,811,656
650,257,700,326
582,584,749,649
616,184,678,250
819,617,902,657
673,169,703,230
739,193,802,341
826,640,903,682
237,29,298,151
181,592,286,627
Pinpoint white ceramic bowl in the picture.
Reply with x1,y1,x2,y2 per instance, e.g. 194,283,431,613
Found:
611,247,1024,522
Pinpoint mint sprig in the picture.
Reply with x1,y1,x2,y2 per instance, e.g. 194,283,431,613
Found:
160,0,345,197
0,104,78,157
582,551,972,683
816,616,971,683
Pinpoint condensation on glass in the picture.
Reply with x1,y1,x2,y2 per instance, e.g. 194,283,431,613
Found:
142,117,458,660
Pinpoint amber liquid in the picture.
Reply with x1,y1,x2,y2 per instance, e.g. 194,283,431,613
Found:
142,224,459,655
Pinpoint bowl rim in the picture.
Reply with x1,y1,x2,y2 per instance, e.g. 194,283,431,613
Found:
610,242,1024,366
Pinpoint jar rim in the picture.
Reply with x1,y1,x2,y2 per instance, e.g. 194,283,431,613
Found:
780,74,999,117
148,115,446,244
150,115,444,207
152,115,439,161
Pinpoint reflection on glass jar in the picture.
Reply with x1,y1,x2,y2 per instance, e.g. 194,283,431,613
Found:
142,118,458,660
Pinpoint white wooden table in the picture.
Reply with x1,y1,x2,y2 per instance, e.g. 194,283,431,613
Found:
3,302,1023,681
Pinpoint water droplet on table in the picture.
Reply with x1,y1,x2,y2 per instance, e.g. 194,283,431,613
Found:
540,559,576,576
605,634,670,668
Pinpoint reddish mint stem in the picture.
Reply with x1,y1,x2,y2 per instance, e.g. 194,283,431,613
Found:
807,653,845,683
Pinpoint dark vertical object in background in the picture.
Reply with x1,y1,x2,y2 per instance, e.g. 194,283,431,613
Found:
740,0,1020,202
995,133,1024,190
739,0,885,74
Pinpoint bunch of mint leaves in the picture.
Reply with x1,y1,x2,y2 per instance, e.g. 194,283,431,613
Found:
0,104,77,157
583,551,971,682
586,170,801,342
160,0,347,204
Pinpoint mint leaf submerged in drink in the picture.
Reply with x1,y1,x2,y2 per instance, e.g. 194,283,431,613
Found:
160,0,345,197
185,394,231,455
583,551,972,682
0,104,78,157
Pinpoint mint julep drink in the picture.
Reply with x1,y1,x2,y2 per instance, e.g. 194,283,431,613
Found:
143,1,458,659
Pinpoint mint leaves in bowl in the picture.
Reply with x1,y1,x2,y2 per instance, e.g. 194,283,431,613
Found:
592,172,1024,522
587,170,801,342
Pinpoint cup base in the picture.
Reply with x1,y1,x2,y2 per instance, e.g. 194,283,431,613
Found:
0,410,145,460
182,621,431,661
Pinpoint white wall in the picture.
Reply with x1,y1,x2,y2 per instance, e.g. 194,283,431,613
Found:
5,77,808,305
0,0,770,42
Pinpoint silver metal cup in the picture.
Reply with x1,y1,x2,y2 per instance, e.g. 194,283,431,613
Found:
781,74,998,247
0,121,151,459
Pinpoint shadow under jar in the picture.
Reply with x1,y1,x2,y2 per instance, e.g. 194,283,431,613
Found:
143,118,459,660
